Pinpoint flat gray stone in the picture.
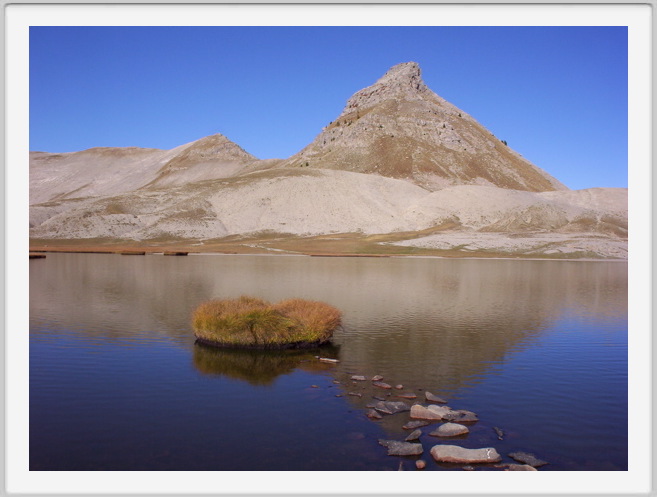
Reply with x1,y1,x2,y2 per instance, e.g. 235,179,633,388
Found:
367,400,410,415
430,445,501,464
403,420,430,430
379,439,424,456
442,409,479,423
425,391,447,403
508,452,548,467
429,422,470,437
405,429,422,441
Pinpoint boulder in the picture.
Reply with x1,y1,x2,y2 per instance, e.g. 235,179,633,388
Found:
430,445,501,464
425,391,447,403
379,439,424,456
508,452,548,467
430,422,470,437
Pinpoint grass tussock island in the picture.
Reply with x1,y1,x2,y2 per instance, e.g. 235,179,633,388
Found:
192,296,342,349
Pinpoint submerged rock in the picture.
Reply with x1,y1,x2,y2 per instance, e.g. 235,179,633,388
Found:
508,451,548,467
372,381,392,389
405,429,422,442
403,420,430,430
493,426,504,440
442,409,479,423
431,445,501,464
425,391,447,403
347,392,362,397
367,409,383,420
429,422,470,437
395,392,417,399
506,464,538,471
379,439,424,456
367,400,410,415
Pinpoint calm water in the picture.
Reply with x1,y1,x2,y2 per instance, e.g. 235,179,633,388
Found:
30,253,627,471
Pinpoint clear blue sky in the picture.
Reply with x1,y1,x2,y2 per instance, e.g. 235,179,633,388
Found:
29,26,627,190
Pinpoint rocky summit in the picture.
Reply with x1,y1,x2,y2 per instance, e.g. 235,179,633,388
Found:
28,62,627,259
278,62,566,192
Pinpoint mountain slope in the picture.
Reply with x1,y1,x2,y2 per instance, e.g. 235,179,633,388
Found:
277,62,567,192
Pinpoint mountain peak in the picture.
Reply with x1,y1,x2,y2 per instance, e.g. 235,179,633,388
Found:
375,61,425,89
339,62,429,118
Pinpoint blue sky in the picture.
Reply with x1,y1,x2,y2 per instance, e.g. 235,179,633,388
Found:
29,26,627,190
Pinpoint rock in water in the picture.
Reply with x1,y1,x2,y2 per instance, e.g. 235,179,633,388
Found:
351,375,367,381
493,426,504,440
425,391,447,403
403,420,430,430
508,452,548,467
372,381,392,389
415,459,426,470
366,400,410,415
430,445,501,464
410,404,451,420
405,429,422,442
371,375,384,381
429,422,470,437
366,409,383,420
442,409,479,423
506,464,538,471
378,439,424,456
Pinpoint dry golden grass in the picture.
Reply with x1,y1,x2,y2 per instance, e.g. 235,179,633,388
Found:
192,296,342,349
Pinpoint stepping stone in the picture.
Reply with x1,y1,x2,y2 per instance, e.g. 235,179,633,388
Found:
405,429,422,442
429,422,469,437
425,391,447,403
430,445,501,464
508,451,548,467
379,439,424,456
410,404,451,420
403,420,430,430
506,464,538,471
366,400,410,415
366,409,382,420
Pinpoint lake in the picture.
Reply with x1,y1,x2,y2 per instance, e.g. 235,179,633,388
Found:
29,253,627,471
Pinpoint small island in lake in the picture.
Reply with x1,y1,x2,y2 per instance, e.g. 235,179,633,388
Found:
192,296,342,349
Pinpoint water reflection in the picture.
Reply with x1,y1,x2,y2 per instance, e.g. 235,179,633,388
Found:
192,343,340,385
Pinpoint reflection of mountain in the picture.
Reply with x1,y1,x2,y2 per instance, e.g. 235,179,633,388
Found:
30,254,627,393
192,343,339,386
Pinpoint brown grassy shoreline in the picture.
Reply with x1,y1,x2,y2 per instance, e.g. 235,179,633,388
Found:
28,233,623,260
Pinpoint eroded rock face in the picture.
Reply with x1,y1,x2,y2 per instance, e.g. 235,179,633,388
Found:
430,445,501,464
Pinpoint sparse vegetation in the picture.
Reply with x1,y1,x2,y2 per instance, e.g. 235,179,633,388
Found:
192,296,342,349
